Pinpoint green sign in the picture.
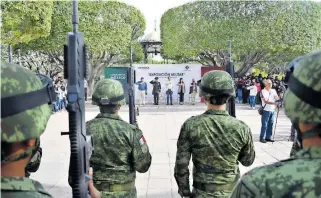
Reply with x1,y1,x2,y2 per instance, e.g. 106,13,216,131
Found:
104,67,129,103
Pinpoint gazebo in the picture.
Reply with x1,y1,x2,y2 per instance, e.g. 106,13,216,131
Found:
140,22,162,63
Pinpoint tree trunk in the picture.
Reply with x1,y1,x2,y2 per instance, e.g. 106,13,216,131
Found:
235,51,267,77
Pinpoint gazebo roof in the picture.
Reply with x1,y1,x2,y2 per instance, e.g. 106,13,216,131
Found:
142,30,161,42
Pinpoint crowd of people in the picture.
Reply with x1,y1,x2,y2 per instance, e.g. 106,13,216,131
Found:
50,76,88,113
235,73,286,109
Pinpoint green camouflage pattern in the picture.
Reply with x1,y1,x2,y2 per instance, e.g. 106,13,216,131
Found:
1,176,52,197
284,50,321,123
174,110,255,197
92,79,125,105
199,70,235,98
230,147,321,198
1,61,52,143
87,113,152,197
99,189,137,198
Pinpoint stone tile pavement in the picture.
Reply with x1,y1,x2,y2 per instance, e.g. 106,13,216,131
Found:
31,103,293,198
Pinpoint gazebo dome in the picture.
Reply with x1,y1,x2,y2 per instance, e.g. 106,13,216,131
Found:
142,30,161,42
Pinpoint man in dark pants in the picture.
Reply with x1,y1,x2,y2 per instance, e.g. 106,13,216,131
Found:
150,77,161,105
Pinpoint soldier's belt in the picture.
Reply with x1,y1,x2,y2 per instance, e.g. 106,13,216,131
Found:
94,181,135,192
193,181,234,192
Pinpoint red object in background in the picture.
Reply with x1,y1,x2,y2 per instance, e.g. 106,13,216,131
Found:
200,66,224,103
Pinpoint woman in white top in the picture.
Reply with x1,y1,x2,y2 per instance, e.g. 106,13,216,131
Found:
166,76,173,105
247,81,258,109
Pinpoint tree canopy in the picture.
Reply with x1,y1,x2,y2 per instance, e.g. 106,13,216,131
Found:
15,1,145,94
1,1,53,45
161,1,321,75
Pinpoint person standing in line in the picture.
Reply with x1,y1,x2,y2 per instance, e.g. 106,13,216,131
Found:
150,77,161,105
255,79,262,104
177,78,185,105
88,79,152,197
84,79,88,101
165,76,173,105
259,79,279,143
174,70,255,198
135,77,147,106
247,80,258,109
189,79,198,105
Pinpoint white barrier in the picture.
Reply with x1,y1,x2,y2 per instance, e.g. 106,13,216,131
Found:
134,64,202,104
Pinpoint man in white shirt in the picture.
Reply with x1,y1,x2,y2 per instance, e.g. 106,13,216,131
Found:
260,79,279,143
165,76,174,105
247,80,258,109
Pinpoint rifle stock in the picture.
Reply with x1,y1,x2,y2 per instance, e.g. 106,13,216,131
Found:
62,1,93,197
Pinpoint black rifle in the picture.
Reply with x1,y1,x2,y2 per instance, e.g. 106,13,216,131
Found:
127,44,139,127
61,1,93,197
226,40,236,117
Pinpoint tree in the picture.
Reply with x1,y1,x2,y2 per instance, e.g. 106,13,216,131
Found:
1,1,53,45
19,1,145,95
161,1,321,76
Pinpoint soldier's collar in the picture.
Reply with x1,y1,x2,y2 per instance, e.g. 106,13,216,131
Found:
1,176,51,196
204,109,229,116
96,113,122,120
294,146,321,159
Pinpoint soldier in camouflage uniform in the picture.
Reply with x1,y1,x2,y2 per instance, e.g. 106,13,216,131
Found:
1,61,53,197
88,78,152,198
174,70,255,198
230,50,321,198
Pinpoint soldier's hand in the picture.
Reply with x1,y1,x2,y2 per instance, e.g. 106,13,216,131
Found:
88,167,101,198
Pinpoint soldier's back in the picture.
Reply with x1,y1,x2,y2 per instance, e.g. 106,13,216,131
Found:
184,109,254,184
1,177,52,198
87,113,138,183
233,147,321,198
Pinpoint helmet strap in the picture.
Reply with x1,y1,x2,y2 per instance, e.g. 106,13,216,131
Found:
209,95,231,105
300,124,321,140
1,138,40,164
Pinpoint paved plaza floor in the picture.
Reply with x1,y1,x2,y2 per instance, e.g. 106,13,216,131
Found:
31,102,293,198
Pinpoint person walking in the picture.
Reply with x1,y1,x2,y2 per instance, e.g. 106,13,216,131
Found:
247,81,258,109
174,70,255,198
177,78,185,105
89,79,152,197
230,50,321,198
135,77,147,106
259,79,280,143
165,76,173,105
189,79,198,105
150,77,161,105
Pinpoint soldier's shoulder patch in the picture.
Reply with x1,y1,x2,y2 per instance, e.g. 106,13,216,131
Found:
139,136,147,145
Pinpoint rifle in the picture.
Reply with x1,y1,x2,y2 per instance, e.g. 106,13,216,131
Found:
226,40,236,117
61,1,93,197
128,45,139,127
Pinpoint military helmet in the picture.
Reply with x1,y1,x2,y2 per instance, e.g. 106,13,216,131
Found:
284,50,321,124
1,61,54,143
198,70,235,98
284,56,304,84
92,79,125,105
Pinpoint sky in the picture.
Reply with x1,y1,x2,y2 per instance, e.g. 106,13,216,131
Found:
119,0,321,37
119,0,194,35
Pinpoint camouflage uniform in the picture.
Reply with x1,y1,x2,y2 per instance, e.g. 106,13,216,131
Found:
230,50,321,198
88,79,152,198
1,61,53,197
174,71,255,198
